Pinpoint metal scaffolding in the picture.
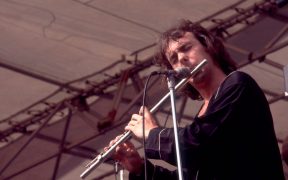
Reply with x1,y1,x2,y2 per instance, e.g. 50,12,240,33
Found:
0,0,287,179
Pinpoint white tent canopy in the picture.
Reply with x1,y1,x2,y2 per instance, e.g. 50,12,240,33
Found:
0,0,288,179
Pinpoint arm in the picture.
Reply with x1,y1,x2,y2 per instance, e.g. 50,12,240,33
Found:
145,74,248,166
129,160,181,180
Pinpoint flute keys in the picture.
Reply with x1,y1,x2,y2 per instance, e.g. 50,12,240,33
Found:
85,154,101,168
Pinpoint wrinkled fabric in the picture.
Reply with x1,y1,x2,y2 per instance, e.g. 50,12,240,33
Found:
130,71,285,180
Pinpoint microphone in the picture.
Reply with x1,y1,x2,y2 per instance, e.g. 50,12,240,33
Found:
152,67,192,79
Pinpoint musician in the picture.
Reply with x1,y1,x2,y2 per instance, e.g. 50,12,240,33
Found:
108,19,285,179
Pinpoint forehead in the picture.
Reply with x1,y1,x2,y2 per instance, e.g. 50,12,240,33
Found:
166,32,197,53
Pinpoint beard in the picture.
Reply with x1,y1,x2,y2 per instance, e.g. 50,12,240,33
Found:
189,67,206,85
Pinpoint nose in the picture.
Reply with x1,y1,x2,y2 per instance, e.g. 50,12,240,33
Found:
178,52,189,65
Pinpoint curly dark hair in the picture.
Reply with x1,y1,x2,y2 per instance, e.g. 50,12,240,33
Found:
154,19,237,100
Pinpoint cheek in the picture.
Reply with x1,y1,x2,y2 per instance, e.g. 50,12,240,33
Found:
193,47,206,56
194,49,213,63
171,64,181,70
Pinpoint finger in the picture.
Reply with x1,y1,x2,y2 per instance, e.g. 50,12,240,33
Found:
109,139,116,147
139,106,144,116
104,146,109,151
144,106,152,117
108,141,113,147
121,142,135,154
115,143,129,157
125,141,136,150
113,148,123,160
139,106,151,117
129,115,141,126
115,135,122,142
125,123,134,131
131,114,140,121
139,106,150,116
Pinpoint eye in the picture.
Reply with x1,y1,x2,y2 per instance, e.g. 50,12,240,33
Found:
180,44,192,52
168,53,178,64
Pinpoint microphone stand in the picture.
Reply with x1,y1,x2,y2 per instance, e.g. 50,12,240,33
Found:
114,162,124,180
167,73,183,180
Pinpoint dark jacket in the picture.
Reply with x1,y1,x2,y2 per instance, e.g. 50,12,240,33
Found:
130,71,285,180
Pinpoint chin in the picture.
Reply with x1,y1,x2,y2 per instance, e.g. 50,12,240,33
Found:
194,72,208,86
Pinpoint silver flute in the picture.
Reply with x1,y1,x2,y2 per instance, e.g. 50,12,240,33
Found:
80,59,207,179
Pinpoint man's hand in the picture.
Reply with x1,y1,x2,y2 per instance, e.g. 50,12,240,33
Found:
125,106,158,140
104,137,143,174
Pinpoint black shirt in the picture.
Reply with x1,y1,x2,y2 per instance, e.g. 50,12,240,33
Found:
130,71,285,180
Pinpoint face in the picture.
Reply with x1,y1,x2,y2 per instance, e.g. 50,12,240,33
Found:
165,32,214,85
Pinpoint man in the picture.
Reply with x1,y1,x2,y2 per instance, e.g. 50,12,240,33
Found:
109,19,285,179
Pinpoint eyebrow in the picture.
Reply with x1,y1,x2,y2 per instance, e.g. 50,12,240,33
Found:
178,42,191,52
168,41,191,56
166,35,195,61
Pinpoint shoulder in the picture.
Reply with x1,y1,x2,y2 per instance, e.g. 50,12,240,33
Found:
219,71,263,98
227,71,254,81
216,71,260,98
223,71,256,87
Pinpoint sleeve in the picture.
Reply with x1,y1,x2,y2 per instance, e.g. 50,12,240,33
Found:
129,160,181,180
145,77,248,166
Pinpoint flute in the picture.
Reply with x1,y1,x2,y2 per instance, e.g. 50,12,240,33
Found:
80,59,207,179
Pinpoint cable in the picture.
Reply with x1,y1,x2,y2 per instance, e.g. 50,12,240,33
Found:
141,72,158,180
163,107,172,128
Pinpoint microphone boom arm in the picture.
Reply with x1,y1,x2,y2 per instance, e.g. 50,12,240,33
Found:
80,59,207,179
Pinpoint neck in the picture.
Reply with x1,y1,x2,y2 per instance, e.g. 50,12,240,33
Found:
196,68,227,101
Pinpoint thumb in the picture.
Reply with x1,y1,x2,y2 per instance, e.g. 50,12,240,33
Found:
139,106,149,116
